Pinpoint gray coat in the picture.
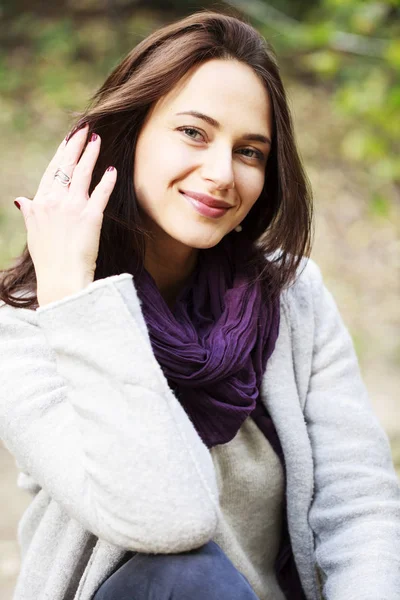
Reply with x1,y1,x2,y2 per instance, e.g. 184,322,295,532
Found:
0,258,399,600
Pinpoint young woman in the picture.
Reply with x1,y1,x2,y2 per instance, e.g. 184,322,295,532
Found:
1,9,399,600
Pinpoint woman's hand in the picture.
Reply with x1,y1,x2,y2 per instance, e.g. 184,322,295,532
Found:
14,124,117,306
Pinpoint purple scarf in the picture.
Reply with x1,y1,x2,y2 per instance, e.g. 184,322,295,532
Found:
134,233,306,599
135,234,279,447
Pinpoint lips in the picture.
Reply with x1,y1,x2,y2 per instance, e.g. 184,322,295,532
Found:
179,190,233,209
180,191,231,219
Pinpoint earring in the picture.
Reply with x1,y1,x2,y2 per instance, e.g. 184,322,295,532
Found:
234,224,242,232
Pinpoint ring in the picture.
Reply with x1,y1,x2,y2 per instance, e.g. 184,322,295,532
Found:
54,167,71,187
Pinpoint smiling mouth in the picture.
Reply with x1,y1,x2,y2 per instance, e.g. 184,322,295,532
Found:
179,191,231,219
179,190,233,209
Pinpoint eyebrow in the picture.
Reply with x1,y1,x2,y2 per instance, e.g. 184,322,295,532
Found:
175,110,271,146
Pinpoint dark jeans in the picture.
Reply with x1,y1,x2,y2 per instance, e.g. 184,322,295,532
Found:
93,540,259,599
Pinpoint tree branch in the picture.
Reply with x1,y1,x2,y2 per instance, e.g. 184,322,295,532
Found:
226,0,390,58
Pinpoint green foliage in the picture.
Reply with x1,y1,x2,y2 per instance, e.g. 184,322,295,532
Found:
369,193,392,218
0,10,158,137
231,0,400,187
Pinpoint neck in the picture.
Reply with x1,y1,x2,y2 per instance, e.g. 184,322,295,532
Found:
144,235,199,310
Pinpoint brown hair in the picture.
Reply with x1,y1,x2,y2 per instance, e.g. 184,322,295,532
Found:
0,7,313,310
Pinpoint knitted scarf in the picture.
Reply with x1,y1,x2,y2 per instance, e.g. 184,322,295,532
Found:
134,233,280,448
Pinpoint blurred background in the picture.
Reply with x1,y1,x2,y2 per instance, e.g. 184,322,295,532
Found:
0,0,399,597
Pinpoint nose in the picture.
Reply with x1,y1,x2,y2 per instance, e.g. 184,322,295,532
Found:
201,146,235,190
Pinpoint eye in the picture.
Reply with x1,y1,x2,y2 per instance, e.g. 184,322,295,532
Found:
178,126,204,140
177,127,265,161
238,148,265,161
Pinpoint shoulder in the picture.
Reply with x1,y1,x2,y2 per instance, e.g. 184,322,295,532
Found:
277,256,348,377
279,256,326,326
0,294,39,329
287,255,324,294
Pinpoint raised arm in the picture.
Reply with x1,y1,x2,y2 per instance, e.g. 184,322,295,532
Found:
0,273,219,553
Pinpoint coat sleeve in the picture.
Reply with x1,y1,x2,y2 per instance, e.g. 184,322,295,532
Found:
0,273,219,553
303,262,400,600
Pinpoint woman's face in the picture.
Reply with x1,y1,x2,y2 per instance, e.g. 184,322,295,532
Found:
133,58,272,250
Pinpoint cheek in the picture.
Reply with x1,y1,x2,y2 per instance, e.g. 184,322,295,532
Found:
237,170,265,210
133,137,193,217
137,134,194,188
161,141,200,185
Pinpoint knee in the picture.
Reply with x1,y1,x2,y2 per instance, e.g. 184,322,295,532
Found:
93,541,258,600
171,541,258,599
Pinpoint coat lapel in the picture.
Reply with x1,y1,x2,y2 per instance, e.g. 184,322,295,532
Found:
75,539,126,599
260,304,318,600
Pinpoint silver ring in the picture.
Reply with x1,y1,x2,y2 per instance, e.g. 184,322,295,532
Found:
54,167,71,187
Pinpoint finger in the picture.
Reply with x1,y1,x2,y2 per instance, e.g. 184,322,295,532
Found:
48,125,91,197
36,125,88,198
36,137,68,197
14,196,33,227
87,166,117,215
68,133,101,200
65,121,88,144
36,125,88,202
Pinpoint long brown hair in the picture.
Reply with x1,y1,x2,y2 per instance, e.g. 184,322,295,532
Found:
0,8,313,310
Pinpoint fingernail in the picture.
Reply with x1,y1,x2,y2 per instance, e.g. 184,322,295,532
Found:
106,166,115,172
14,200,21,210
66,122,88,143
90,133,98,142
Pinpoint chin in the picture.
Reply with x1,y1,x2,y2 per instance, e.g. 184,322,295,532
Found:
172,228,225,250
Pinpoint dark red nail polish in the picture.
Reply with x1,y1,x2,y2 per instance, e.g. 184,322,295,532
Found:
14,200,21,210
106,166,115,172
90,133,98,142
66,122,88,143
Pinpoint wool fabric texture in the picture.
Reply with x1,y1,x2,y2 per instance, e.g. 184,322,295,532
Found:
4,258,398,600
134,233,306,599
134,233,280,448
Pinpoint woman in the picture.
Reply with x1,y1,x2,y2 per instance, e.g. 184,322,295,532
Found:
1,9,399,600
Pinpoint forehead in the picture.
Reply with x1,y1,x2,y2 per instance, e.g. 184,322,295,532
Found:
153,59,272,132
